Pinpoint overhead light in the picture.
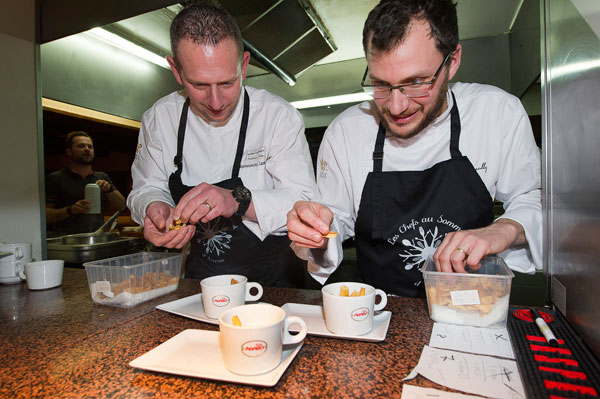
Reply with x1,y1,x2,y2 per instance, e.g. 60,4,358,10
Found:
86,27,170,69
291,93,371,109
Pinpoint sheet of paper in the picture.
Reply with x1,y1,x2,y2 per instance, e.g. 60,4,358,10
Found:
401,385,486,399
430,323,515,359
404,346,525,399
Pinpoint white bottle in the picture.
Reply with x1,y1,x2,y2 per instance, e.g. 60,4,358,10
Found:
85,183,101,214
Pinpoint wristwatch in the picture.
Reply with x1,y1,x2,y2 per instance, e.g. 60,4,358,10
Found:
232,185,252,217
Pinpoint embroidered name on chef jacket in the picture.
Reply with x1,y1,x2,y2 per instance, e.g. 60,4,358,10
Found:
240,147,266,169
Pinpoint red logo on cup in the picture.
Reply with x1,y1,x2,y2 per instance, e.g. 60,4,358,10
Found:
351,307,369,321
241,340,268,357
212,295,230,307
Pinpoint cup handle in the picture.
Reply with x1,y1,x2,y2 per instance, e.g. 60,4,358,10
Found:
15,248,23,260
283,316,307,345
245,282,263,301
374,289,387,311
18,262,26,280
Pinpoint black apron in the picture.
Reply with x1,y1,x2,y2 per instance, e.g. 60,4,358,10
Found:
168,91,304,287
354,92,494,297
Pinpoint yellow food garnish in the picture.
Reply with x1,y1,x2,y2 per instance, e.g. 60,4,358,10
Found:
232,315,242,326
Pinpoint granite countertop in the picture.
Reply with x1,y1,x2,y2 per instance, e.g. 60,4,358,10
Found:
0,268,446,398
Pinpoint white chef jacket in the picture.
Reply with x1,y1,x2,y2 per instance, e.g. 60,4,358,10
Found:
127,86,316,240
308,82,542,282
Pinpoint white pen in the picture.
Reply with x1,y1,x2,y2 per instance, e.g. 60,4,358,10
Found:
531,308,558,346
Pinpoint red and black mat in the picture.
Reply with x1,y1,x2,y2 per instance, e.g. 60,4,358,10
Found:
507,306,600,398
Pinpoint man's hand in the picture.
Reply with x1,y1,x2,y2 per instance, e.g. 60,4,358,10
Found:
71,199,91,215
173,183,241,225
433,219,526,273
287,201,334,249
95,179,113,193
144,202,195,249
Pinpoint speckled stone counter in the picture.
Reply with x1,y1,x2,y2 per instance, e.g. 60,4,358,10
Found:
1,268,449,398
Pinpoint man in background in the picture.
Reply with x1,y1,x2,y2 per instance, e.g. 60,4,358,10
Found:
46,131,126,237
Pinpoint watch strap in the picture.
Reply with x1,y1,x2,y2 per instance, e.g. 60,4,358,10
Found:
234,200,250,217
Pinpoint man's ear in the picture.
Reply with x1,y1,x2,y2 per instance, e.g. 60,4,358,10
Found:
167,56,184,86
241,51,250,80
447,44,462,81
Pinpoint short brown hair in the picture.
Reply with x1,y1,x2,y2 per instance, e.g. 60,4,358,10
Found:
363,0,458,57
65,131,92,150
170,1,244,66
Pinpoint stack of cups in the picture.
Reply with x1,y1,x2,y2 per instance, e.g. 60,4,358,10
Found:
0,243,32,285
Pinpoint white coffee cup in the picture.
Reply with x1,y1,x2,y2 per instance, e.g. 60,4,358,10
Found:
219,304,307,375
0,243,32,263
0,258,30,281
322,282,387,336
19,260,64,290
200,274,263,319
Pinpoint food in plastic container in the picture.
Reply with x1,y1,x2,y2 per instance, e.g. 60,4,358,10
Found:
84,252,182,308
421,255,514,328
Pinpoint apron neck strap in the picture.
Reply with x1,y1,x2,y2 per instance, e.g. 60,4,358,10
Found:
373,123,386,172
231,89,250,178
172,89,250,179
449,91,462,159
173,97,191,169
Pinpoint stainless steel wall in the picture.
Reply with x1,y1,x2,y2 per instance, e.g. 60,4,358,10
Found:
542,0,600,358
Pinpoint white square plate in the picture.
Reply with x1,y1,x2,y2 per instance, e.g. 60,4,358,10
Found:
129,329,302,387
281,303,391,342
156,294,218,324
157,294,265,325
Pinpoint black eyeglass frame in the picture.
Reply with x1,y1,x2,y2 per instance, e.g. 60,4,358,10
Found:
360,52,452,99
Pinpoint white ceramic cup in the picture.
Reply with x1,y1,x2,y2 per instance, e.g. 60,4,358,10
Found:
219,304,307,375
19,260,64,290
0,258,30,281
200,274,263,319
0,243,32,262
322,282,387,336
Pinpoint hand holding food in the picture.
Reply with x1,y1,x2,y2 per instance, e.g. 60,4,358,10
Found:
168,218,186,231
287,201,334,249
144,202,195,249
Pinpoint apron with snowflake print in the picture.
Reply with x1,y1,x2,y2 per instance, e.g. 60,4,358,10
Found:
168,92,304,287
354,92,495,297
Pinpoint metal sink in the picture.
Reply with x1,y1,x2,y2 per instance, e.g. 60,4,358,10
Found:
46,236,145,264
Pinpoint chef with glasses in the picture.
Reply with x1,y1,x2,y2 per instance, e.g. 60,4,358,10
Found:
286,0,542,297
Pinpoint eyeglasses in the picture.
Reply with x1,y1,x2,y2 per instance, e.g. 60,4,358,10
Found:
360,53,451,99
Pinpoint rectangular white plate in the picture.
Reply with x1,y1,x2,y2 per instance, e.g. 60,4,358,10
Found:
156,293,219,325
281,303,391,342
129,329,302,387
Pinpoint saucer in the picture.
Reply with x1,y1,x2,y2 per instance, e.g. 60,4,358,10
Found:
156,294,265,325
0,276,22,285
129,329,302,387
281,303,391,342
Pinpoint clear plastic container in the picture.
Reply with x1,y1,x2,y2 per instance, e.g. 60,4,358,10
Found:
84,252,183,308
421,255,514,328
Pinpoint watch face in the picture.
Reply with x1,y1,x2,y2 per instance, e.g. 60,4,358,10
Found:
234,186,251,201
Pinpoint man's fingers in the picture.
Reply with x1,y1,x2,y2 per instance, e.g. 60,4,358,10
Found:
288,214,325,242
287,231,326,248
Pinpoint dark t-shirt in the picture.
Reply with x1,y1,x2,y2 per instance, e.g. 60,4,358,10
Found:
45,164,114,237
